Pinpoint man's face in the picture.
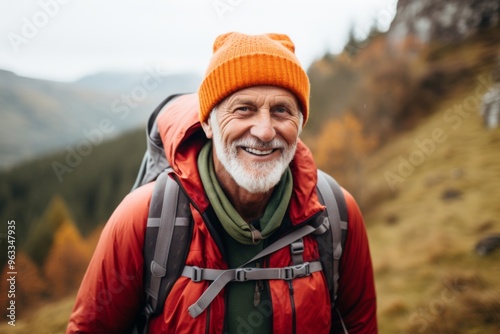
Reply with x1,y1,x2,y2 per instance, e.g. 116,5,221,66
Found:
203,86,303,194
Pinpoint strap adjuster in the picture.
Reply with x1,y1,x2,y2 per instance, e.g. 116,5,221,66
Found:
235,268,250,282
282,262,310,280
290,240,304,255
191,266,203,282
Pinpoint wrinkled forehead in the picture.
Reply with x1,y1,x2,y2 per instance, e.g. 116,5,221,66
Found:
219,86,300,110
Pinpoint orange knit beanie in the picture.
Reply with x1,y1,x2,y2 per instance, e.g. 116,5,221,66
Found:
198,32,310,124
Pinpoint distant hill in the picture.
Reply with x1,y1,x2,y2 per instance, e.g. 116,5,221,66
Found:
0,69,201,170
75,70,200,95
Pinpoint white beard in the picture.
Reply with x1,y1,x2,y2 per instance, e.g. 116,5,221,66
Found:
209,112,298,194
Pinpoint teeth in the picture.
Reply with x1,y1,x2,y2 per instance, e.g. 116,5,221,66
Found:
244,147,274,155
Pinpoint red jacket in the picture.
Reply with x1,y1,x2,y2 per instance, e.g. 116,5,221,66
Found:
67,94,377,333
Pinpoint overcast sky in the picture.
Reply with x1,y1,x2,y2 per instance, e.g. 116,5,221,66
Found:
0,0,397,82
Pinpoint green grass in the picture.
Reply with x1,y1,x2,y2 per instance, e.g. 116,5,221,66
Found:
364,80,500,333
0,295,76,334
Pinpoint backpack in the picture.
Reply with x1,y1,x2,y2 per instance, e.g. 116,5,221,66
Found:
131,94,349,333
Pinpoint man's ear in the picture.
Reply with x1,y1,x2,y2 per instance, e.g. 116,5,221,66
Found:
201,119,213,139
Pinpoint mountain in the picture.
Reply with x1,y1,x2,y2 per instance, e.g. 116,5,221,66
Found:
74,70,201,96
0,69,201,170
303,3,500,332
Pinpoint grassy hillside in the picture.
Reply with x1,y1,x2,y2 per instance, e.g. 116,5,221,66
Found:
0,295,76,334
306,24,500,211
365,81,500,333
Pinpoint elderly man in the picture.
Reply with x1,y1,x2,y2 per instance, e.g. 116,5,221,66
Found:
67,32,377,333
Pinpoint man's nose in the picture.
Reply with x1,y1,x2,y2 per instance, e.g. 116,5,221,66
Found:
250,111,276,143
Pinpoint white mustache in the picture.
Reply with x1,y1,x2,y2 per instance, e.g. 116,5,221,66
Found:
232,137,288,150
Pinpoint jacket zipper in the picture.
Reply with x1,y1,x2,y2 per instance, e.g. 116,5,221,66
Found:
288,281,297,334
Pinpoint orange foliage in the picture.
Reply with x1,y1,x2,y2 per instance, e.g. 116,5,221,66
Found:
43,220,93,300
0,196,103,321
314,112,378,194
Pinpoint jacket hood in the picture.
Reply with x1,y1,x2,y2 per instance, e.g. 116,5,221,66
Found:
156,93,324,224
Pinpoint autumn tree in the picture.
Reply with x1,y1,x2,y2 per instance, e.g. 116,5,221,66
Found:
25,195,74,266
313,112,378,198
43,220,92,299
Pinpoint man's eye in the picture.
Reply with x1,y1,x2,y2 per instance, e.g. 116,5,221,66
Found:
274,106,288,113
236,106,251,112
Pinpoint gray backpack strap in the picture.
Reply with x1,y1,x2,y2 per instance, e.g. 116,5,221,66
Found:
186,261,323,318
185,220,329,318
316,170,349,334
131,93,192,334
316,170,344,300
290,238,304,265
138,169,192,333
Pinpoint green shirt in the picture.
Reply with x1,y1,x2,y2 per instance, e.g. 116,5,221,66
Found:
197,142,293,333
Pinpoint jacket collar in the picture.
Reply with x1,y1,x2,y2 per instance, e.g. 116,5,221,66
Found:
156,93,324,225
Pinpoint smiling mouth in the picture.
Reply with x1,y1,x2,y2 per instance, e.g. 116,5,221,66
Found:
242,147,277,156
